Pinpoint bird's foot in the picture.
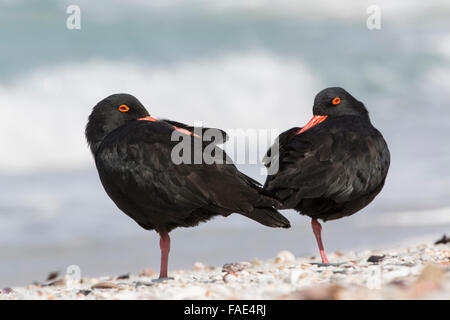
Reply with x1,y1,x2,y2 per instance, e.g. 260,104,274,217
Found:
152,277,174,283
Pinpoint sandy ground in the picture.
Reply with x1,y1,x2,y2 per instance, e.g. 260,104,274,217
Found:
1,242,449,300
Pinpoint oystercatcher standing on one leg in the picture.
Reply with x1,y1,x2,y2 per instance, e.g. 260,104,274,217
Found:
263,87,390,264
86,93,290,279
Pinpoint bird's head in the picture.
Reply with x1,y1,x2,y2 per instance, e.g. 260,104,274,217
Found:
312,87,369,118
85,93,152,154
297,87,369,135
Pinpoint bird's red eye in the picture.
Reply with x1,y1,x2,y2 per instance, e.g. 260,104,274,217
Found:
332,97,341,105
118,105,130,112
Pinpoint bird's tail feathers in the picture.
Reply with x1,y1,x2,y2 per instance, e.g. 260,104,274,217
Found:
240,207,290,229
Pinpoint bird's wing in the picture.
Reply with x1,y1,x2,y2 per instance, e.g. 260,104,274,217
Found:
97,121,278,219
264,120,390,204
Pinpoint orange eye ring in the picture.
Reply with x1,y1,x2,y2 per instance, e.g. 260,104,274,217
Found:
118,104,130,112
332,97,341,105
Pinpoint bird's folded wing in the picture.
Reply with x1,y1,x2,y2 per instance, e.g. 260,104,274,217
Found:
106,122,274,216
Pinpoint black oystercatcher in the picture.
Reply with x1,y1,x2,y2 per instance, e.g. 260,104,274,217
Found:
264,87,390,264
85,93,290,278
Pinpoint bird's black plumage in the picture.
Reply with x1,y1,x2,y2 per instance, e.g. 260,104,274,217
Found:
263,87,390,263
86,93,290,277
264,87,390,220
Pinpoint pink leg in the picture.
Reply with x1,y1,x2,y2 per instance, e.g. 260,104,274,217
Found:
158,231,171,278
311,219,329,264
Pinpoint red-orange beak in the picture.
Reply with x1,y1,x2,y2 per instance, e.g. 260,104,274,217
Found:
138,116,158,122
138,116,200,137
296,115,328,135
173,126,200,137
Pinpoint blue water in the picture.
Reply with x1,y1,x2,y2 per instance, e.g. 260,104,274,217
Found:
0,0,450,287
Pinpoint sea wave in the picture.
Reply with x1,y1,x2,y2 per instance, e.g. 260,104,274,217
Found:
0,52,318,172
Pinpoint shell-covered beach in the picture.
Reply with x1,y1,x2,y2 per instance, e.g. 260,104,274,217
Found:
2,242,448,300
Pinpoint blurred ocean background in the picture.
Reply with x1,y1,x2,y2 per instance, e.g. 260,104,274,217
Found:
1,0,450,287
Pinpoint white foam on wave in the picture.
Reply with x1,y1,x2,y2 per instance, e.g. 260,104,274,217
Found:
0,52,318,173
